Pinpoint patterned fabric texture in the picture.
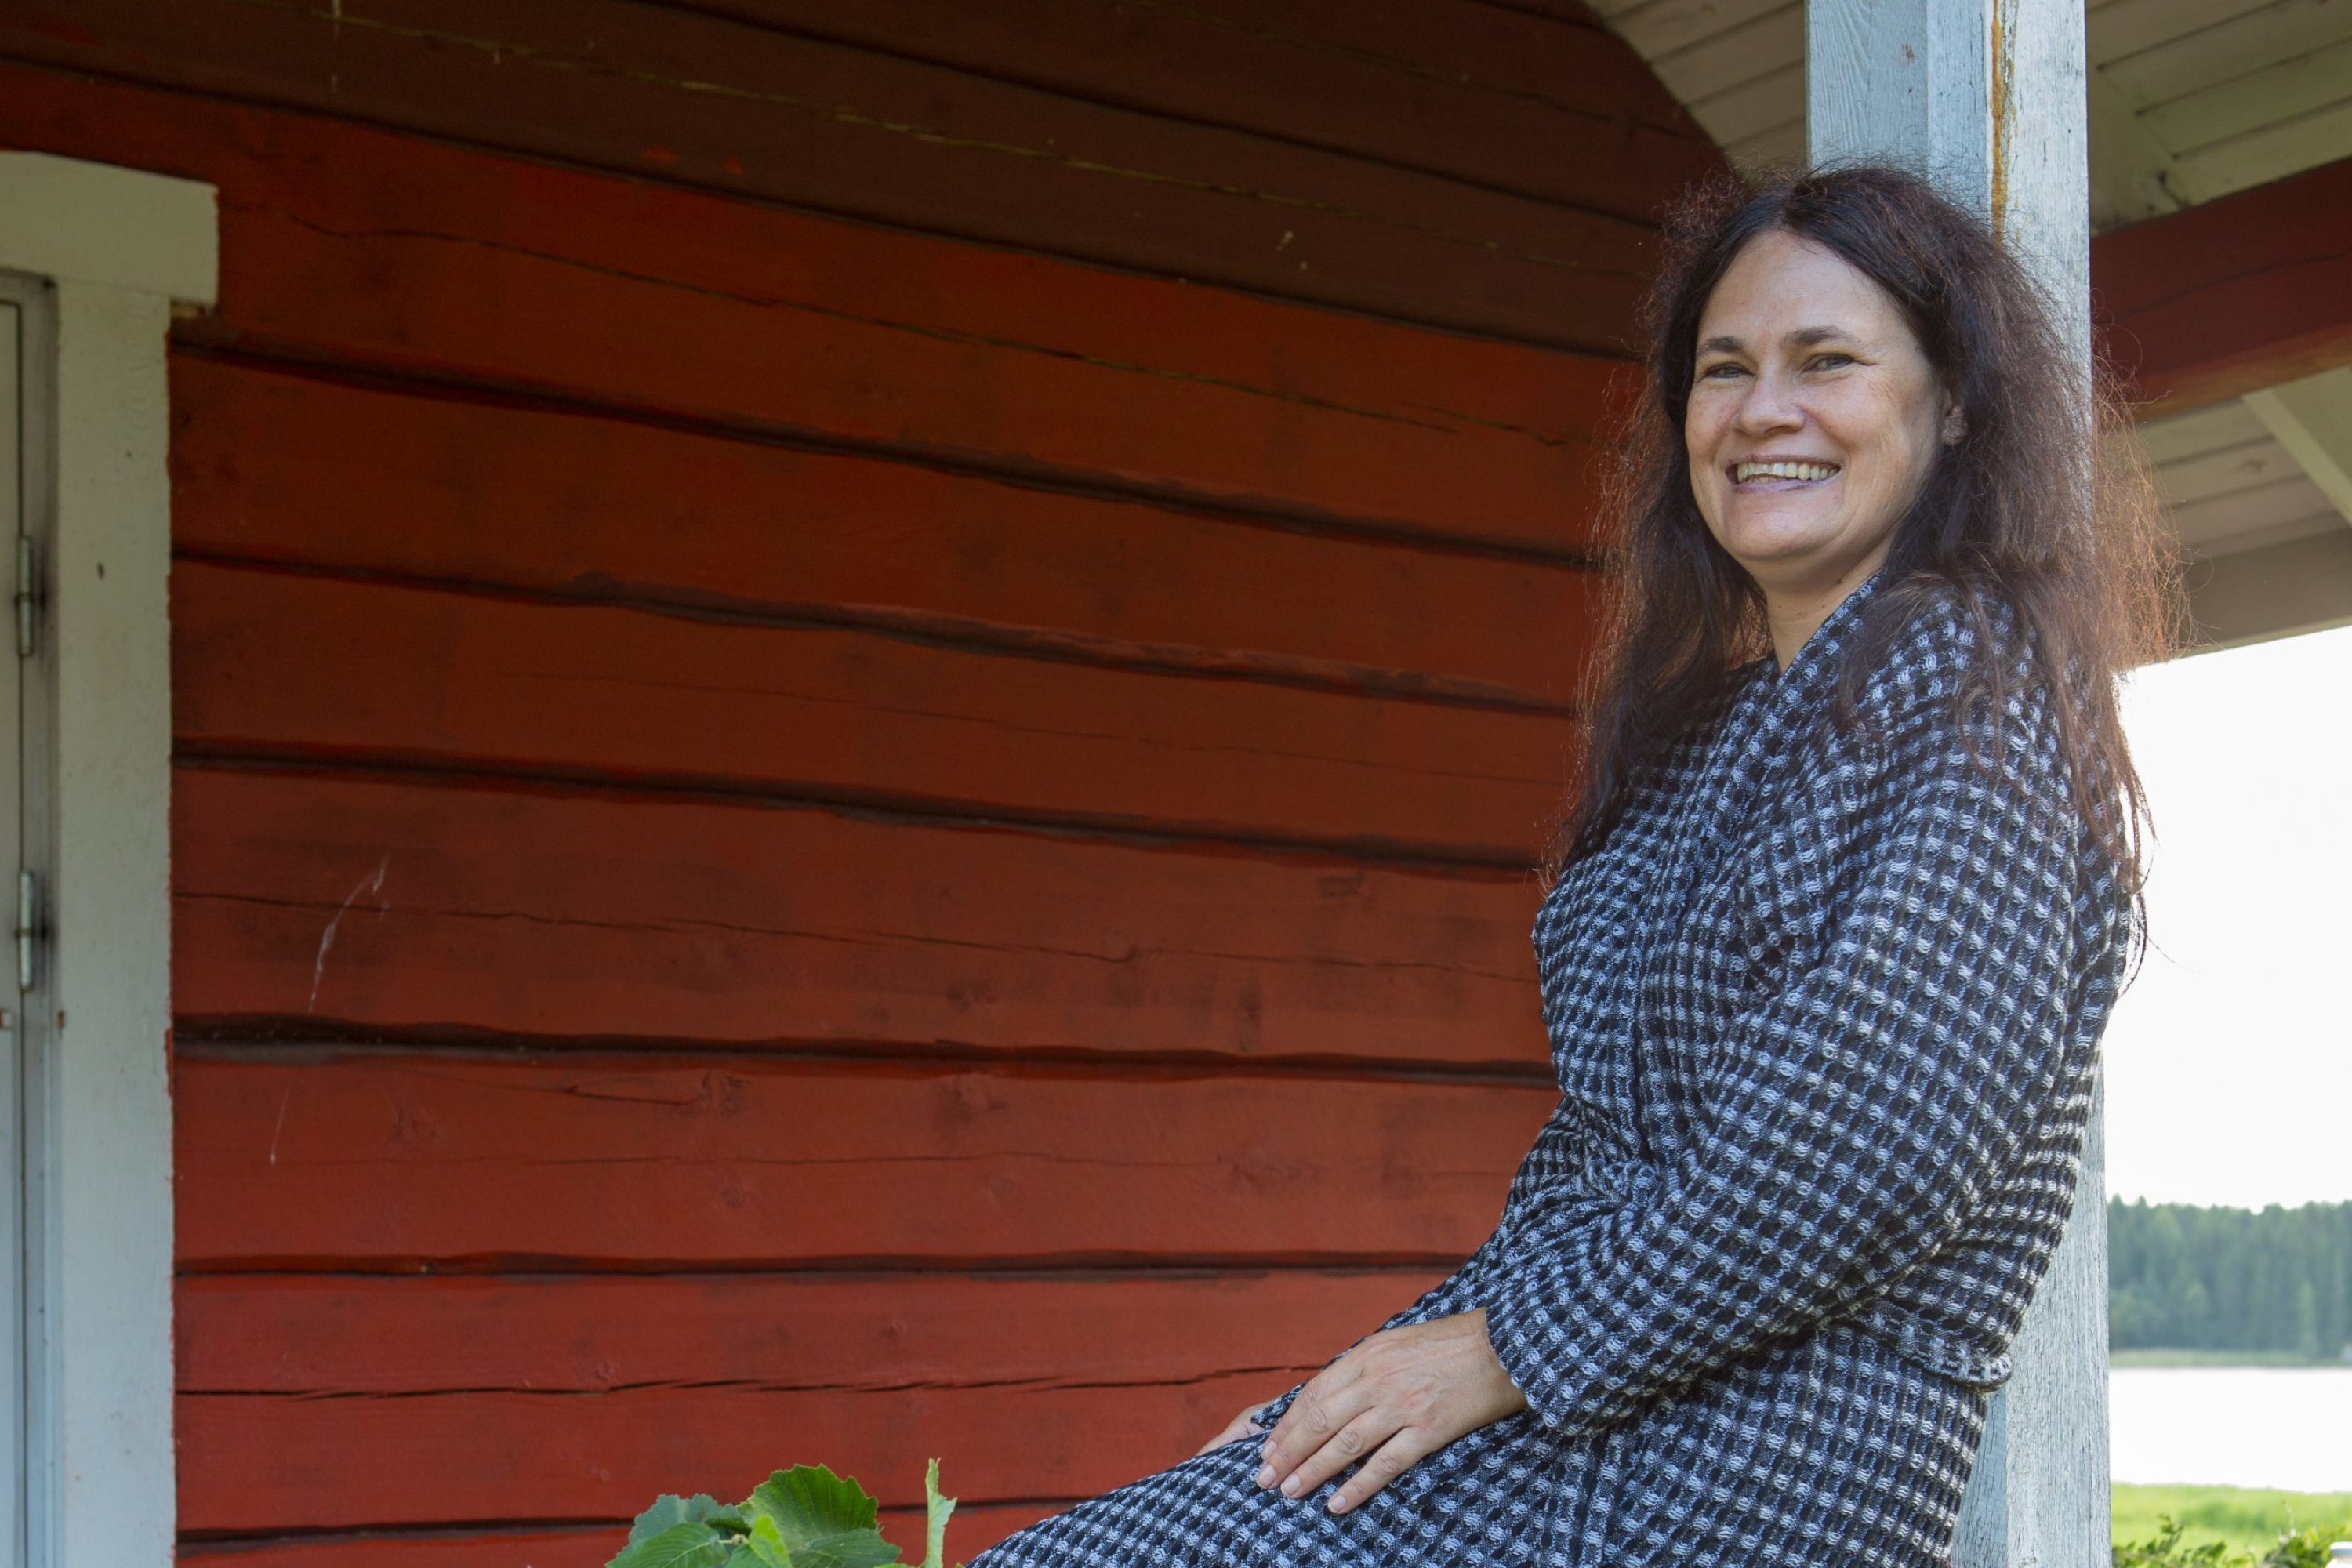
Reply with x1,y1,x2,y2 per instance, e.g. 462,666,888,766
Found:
971,566,2136,1568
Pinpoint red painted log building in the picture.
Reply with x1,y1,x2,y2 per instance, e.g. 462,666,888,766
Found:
0,2,2347,1566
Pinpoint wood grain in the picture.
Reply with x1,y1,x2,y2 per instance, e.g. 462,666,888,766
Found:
0,0,1673,351
0,63,1628,552
2095,152,2352,412
172,561,1577,858
177,1270,1452,1532
177,1508,1059,1566
179,1381,1285,1534
692,0,1716,216
173,1051,1552,1268
171,768,1549,1061
167,358,1607,705
177,1271,1447,1393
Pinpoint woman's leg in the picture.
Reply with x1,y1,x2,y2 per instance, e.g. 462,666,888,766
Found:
971,1385,1575,1568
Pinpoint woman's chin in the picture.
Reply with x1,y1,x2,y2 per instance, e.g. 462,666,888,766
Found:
1717,526,1849,577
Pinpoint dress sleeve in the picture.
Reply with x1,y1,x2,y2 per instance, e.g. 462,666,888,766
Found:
1477,653,2095,1437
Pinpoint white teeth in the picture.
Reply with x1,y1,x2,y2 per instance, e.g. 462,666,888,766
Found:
1734,460,1838,483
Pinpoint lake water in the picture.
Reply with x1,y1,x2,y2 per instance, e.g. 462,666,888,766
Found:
2110,1367,2352,1492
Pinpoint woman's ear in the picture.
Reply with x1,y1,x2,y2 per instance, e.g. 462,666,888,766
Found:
1940,398,1966,445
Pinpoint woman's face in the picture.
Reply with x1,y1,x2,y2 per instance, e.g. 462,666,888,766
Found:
1685,230,1959,596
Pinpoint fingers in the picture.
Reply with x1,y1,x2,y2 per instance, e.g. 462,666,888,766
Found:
1257,1374,1370,1492
1325,1427,1436,1515
1260,1406,1397,1507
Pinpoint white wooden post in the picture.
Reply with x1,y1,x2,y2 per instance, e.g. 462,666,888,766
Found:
1807,5,2107,1565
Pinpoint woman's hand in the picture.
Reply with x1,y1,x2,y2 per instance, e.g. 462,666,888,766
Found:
1192,1399,1272,1457
1254,1309,1526,1515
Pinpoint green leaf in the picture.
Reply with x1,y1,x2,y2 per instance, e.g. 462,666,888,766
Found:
740,1516,793,1568
739,1465,900,1567
608,1521,738,1568
918,1458,958,1568
745,1465,894,1558
629,1495,739,1548
793,1530,904,1568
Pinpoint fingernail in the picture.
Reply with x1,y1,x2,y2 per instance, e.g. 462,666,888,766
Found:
1327,1497,1347,1515
1281,1475,1301,1497
1255,1465,1274,1487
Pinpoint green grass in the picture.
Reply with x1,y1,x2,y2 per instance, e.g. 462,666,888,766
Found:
2114,1485,2352,1559
2112,1348,2348,1369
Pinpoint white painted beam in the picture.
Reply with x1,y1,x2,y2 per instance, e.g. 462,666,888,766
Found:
2244,368,2352,528
1807,4,2109,1566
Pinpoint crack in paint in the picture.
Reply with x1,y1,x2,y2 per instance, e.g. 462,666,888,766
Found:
307,854,390,1012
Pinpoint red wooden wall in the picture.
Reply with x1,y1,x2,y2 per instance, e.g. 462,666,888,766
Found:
0,4,1715,1563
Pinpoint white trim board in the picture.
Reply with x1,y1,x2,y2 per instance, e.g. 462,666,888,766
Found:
0,150,216,1568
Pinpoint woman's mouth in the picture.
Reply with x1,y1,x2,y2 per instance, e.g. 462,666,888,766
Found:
1732,459,1840,488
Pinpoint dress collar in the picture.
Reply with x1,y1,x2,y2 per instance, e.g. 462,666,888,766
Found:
1752,563,1894,697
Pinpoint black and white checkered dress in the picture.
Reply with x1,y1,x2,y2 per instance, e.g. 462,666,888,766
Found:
972,567,2135,1568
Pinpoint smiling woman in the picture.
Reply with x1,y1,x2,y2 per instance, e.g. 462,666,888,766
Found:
1684,230,1967,661
970,164,2186,1568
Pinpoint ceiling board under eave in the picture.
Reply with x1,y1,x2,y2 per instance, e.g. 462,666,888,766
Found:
1590,0,2352,233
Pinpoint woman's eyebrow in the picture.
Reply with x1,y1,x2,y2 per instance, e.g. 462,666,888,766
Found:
1697,325,1857,357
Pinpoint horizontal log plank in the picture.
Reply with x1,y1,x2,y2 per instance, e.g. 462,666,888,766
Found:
177,1270,1454,1532
0,1,1664,354
2095,153,2352,412
177,1508,1058,1566
697,0,1716,218
172,561,1576,857
172,769,1549,1062
175,1051,1551,1268
177,1270,1446,1393
181,1526,635,1568
179,1381,1292,1534
0,64,1625,551
168,358,1606,704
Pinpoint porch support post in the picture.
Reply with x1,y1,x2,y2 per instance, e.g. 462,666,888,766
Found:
1806,5,2107,1566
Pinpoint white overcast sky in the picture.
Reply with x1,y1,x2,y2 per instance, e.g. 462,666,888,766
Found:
2102,619,2352,1209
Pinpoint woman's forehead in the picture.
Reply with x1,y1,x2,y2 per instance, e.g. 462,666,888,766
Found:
1697,231,1911,346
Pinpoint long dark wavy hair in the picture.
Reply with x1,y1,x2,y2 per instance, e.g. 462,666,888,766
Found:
1558,164,2185,971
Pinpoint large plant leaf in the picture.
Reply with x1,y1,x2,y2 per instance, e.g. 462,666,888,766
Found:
746,1465,884,1549
609,1521,738,1568
629,1495,742,1548
743,1465,899,1566
793,1529,904,1568
919,1459,958,1568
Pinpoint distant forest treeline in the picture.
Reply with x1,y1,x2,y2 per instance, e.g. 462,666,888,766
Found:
2109,1198,2352,1358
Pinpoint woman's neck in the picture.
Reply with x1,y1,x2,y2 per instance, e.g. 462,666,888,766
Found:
1761,550,1889,670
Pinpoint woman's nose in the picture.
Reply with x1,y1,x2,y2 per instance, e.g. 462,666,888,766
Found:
1733,369,1804,434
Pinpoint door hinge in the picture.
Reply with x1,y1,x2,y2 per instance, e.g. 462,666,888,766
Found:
16,869,38,993
15,535,35,658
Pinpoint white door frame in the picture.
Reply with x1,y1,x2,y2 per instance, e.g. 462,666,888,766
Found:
0,151,216,1568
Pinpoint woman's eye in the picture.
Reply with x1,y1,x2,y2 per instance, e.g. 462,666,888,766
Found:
1700,362,1746,380
1808,354,1854,370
